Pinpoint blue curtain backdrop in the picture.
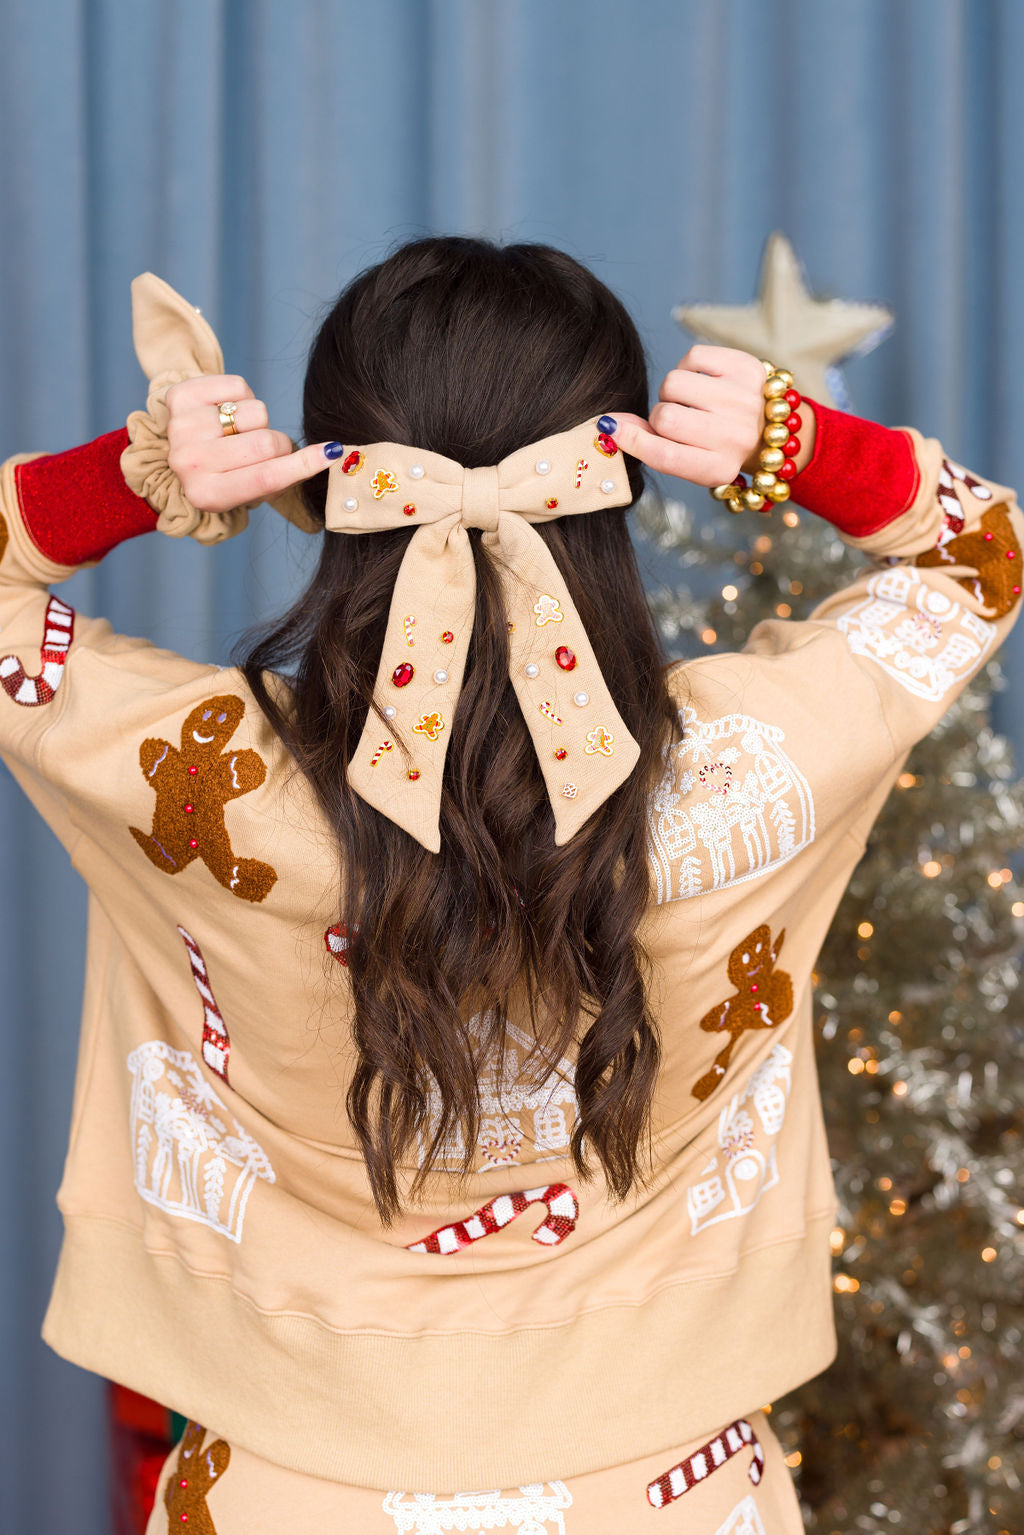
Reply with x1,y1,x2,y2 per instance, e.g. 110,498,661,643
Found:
2,1,1022,1528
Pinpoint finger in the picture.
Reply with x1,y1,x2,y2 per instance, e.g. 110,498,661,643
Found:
658,368,728,412
165,375,256,411
197,440,343,510
677,344,764,386
171,398,270,442
608,412,724,483
647,400,723,452
205,427,297,471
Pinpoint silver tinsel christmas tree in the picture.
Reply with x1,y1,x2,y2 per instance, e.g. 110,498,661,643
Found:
635,488,1024,1535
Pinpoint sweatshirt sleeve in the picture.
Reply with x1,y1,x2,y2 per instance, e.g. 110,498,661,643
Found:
741,398,1023,784
0,431,221,854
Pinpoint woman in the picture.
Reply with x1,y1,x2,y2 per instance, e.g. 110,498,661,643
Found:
2,237,1019,1533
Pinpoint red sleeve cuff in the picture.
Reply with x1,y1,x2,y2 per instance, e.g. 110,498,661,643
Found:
787,398,921,538
14,428,159,567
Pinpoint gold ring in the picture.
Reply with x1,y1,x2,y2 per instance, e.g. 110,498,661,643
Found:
217,401,239,436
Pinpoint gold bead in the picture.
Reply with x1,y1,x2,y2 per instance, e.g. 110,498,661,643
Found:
765,399,790,423
726,499,745,514
760,359,775,377
742,489,766,511
763,423,789,448
764,375,788,399
766,479,792,503
711,483,736,501
774,369,794,387
760,446,785,471
753,470,779,495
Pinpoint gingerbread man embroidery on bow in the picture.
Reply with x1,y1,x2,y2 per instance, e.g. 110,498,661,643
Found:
691,924,793,1101
129,695,278,903
163,1421,230,1533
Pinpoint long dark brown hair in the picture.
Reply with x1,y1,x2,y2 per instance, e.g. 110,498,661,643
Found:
236,236,684,1225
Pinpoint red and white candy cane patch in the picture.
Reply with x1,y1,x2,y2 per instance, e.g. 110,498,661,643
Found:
646,1417,764,1509
0,595,75,706
325,922,361,967
177,924,232,1083
936,456,993,541
406,1183,579,1254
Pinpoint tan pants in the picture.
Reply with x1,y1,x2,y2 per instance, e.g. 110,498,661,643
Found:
145,1409,805,1533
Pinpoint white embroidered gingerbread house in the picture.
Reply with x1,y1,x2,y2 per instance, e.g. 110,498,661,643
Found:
685,1042,794,1237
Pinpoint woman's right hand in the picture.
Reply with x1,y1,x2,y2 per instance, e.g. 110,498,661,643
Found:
608,346,771,486
165,374,337,515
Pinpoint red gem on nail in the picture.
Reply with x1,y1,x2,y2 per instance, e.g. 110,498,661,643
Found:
441,630,454,643
777,460,797,480
784,390,801,408
392,662,414,686
555,646,576,671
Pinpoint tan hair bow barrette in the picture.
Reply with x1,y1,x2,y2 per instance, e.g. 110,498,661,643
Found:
325,424,642,852
119,274,641,853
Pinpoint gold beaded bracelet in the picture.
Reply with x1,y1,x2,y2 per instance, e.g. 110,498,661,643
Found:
711,361,804,515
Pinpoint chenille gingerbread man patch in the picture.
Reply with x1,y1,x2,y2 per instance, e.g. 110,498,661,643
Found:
163,1421,230,1533
691,924,793,1101
129,695,277,903
917,503,1023,619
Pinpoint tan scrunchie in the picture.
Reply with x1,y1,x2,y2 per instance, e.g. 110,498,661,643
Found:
119,272,318,542
328,426,642,852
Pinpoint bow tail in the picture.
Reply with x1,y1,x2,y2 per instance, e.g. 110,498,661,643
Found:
346,520,476,853
489,516,642,845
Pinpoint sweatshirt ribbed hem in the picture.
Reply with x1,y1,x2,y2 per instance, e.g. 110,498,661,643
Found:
43,1209,838,1490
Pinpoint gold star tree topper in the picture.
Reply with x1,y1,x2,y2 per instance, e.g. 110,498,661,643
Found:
674,232,893,407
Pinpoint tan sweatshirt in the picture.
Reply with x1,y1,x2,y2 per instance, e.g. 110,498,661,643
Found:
0,402,1020,1492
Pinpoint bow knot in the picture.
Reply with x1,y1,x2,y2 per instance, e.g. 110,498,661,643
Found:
460,465,501,532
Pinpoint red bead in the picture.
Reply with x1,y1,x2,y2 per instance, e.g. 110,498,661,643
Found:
181,1517,188,1525
753,1002,762,1010
750,983,759,992
732,474,747,488
1008,550,1017,559
984,531,994,540
555,748,568,760
1014,586,1021,595
555,645,576,671
188,764,198,775
184,803,194,813
785,412,802,434
784,390,801,408
441,630,454,643
189,839,198,849
782,436,801,458
777,460,797,481
407,769,420,780
392,662,414,686
180,1480,188,1488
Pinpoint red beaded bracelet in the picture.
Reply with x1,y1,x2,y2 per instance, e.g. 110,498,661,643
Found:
711,361,803,515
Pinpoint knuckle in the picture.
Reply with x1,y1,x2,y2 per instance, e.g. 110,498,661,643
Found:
250,428,277,460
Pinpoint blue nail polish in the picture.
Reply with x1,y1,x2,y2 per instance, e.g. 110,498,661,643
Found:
597,415,617,434
323,441,344,460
